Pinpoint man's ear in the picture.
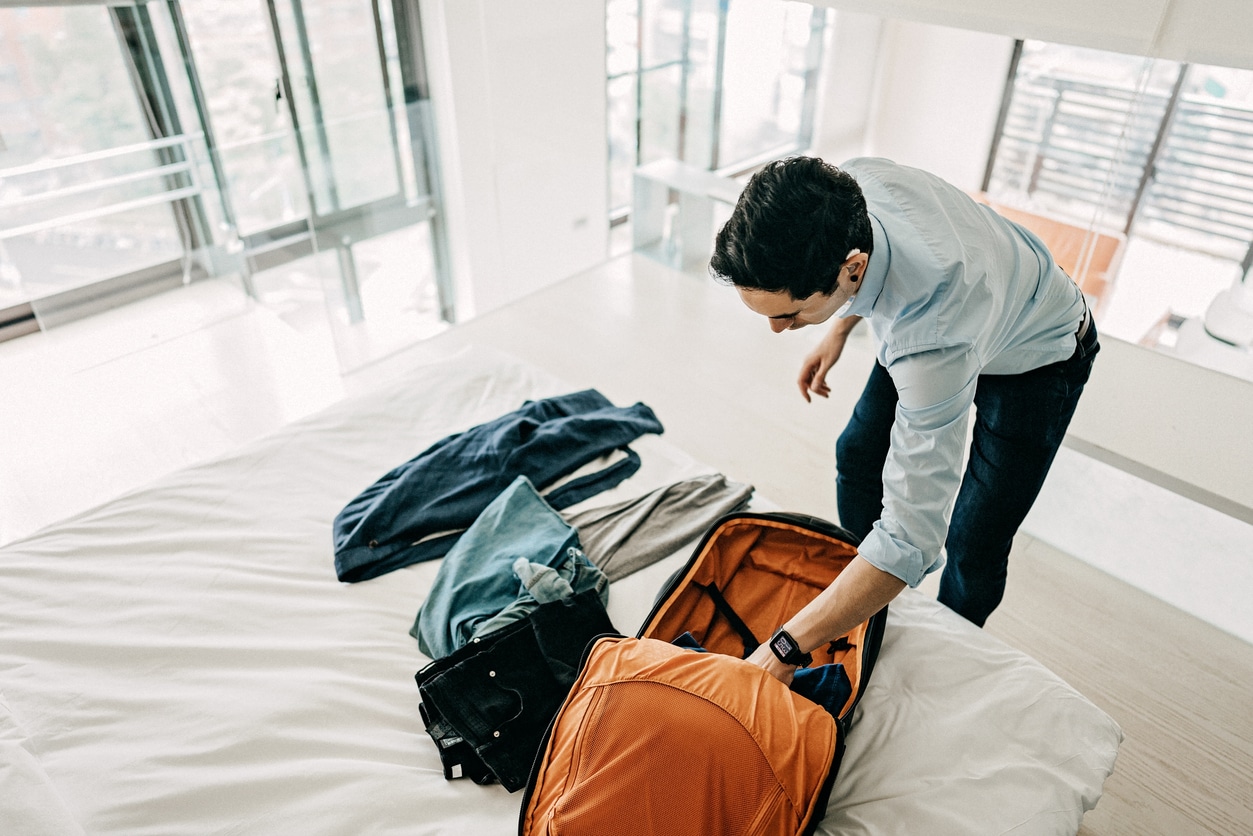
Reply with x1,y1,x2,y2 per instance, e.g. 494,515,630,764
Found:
843,249,866,284
848,249,869,281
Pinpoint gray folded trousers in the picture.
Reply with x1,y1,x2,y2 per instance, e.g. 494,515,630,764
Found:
561,473,754,582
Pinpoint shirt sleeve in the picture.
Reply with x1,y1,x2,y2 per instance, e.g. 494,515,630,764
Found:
854,345,979,587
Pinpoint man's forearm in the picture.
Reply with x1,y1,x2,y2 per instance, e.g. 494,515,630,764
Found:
831,314,862,339
782,555,903,655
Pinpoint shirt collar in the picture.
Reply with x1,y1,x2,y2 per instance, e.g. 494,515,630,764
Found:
844,212,887,319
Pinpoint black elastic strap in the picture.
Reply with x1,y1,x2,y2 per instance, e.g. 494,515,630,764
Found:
827,636,853,653
696,582,760,658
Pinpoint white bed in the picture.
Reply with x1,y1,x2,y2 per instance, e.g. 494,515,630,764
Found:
0,346,1120,835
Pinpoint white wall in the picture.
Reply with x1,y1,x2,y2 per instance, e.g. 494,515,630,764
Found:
862,19,1014,190
811,0,1253,73
811,15,1014,191
810,11,884,166
419,0,608,319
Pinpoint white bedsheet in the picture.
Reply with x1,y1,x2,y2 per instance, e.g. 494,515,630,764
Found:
0,346,1120,835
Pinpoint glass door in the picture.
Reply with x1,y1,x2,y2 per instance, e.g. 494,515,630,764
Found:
269,0,446,370
186,0,448,370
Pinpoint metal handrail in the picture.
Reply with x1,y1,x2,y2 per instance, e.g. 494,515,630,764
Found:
0,133,204,179
0,133,207,242
1,161,195,210
0,186,201,241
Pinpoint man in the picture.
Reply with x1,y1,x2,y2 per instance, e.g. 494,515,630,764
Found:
709,156,1099,684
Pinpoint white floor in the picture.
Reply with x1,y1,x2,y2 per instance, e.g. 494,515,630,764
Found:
3,252,1251,646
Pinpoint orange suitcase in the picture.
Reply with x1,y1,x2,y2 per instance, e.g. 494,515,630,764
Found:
519,511,887,836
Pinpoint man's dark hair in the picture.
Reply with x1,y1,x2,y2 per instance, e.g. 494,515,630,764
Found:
710,156,872,300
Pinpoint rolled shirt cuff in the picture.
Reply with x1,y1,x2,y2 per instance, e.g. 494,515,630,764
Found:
855,523,945,588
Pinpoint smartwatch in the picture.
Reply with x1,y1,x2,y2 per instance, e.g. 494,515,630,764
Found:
768,628,813,668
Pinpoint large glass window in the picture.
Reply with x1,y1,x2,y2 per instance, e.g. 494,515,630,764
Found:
0,5,186,307
268,0,401,213
718,1,826,169
986,41,1253,368
0,1,451,373
177,0,311,237
606,0,831,221
986,43,1179,234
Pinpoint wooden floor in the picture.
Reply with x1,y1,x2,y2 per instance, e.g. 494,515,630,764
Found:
990,538,1253,836
6,251,1252,834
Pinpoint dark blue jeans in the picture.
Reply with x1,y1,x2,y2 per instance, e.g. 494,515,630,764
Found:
333,389,663,582
835,322,1100,626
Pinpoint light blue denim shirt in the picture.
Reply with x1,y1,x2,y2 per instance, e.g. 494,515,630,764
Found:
840,157,1086,587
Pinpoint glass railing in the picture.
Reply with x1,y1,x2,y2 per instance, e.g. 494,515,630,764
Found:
0,96,450,372
0,134,215,310
989,58,1253,263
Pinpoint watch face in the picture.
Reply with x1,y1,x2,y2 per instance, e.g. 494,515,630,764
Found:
771,633,795,657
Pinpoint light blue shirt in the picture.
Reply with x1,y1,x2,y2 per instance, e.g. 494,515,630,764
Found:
840,157,1086,587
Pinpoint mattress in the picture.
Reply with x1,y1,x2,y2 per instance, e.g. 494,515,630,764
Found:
0,345,1121,835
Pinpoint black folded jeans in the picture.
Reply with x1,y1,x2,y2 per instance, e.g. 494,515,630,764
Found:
416,588,617,791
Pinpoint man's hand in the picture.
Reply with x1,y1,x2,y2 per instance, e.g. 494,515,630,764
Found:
745,641,797,686
798,316,861,402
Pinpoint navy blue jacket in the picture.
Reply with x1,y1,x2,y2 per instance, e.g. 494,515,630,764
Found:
333,389,664,582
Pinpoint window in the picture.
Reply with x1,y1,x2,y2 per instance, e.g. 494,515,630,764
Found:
986,40,1253,358
0,1,451,372
0,5,187,309
988,41,1253,265
606,0,831,222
